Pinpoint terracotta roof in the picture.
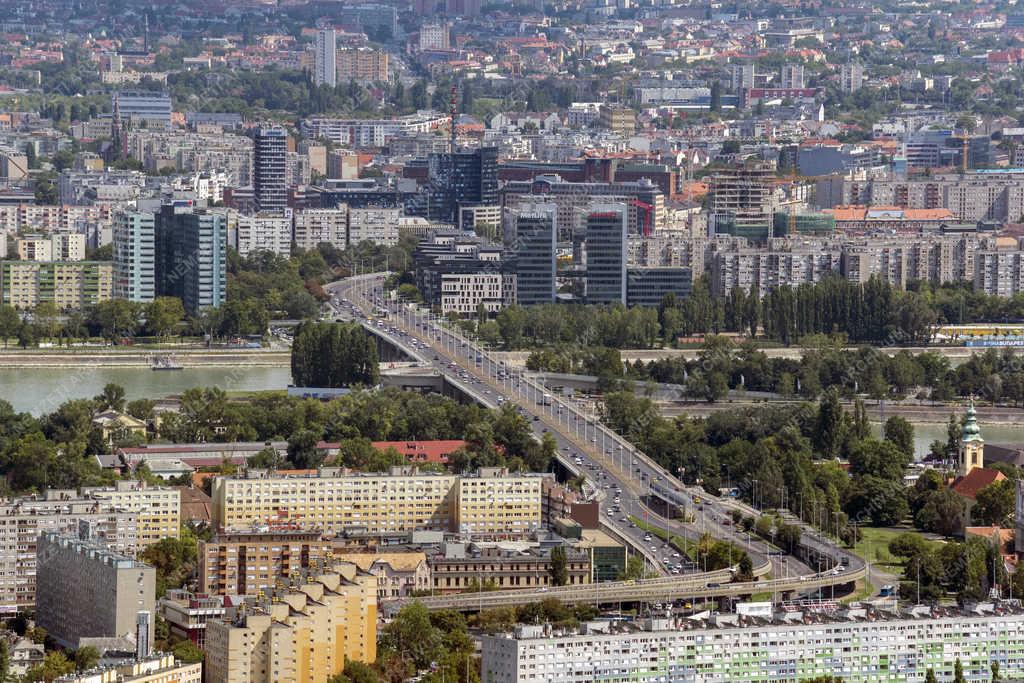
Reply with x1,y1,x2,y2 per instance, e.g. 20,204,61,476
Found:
177,487,213,523
952,468,1006,500
317,440,467,465
340,552,427,573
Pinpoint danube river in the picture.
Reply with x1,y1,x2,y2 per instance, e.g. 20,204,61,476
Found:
0,366,293,415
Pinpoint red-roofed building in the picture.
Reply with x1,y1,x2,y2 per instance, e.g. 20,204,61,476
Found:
317,439,467,466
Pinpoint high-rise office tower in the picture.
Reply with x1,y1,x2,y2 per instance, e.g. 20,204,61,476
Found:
427,146,499,223
314,28,337,88
113,210,156,302
585,204,628,304
254,127,288,213
155,205,227,314
512,204,557,306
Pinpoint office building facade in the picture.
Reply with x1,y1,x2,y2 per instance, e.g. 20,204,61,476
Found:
511,205,557,306
585,204,628,304
35,532,156,650
427,146,499,223
155,205,227,313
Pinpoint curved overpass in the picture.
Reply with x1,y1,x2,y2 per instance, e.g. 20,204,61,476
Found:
384,559,775,613
327,276,866,602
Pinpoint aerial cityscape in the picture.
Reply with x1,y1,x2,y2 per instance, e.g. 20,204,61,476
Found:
2,0,1024,681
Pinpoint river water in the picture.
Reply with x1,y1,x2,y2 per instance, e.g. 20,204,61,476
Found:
0,366,293,415
2,367,1021,456
871,421,1024,459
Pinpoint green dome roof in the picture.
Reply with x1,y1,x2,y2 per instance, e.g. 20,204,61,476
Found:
962,402,983,442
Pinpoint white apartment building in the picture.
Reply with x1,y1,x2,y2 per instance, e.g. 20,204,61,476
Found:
235,212,293,257
300,111,448,146
482,609,1024,683
16,233,86,261
0,494,139,613
348,207,401,246
293,207,348,251
440,271,516,316
314,28,337,88
419,23,451,51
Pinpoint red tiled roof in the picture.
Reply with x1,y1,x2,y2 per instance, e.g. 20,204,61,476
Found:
952,468,1006,500
317,440,467,465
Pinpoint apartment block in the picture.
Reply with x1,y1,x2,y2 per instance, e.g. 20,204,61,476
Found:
0,261,113,310
975,248,1024,297
454,468,543,535
415,232,516,315
348,207,401,246
198,529,357,596
35,532,156,650
82,481,181,546
211,468,543,537
336,48,388,83
0,494,139,614
158,590,226,648
709,240,842,296
824,170,1024,222
300,112,448,147
482,608,1024,683
16,233,86,261
204,560,376,683
235,212,292,257
293,207,348,251
597,105,636,136
113,211,156,302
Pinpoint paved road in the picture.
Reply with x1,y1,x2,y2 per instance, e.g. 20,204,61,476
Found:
326,275,865,602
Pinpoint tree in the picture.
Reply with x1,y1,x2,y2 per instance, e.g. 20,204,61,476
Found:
814,389,845,458
94,383,126,412
925,669,937,683
0,639,8,683
380,602,444,672
146,297,186,338
883,416,914,460
914,488,966,537
248,446,283,470
618,554,646,580
291,322,379,387
974,478,1015,526
171,640,204,664
0,304,20,348
954,658,965,683
287,429,323,469
549,545,569,586
26,650,74,682
74,646,100,672
330,660,382,683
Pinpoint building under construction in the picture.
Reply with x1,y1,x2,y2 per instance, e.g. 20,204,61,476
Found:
709,162,777,241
